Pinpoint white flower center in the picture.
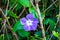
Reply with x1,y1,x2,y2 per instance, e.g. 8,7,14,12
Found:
26,19,33,26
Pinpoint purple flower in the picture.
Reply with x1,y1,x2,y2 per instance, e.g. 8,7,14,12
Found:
20,14,38,31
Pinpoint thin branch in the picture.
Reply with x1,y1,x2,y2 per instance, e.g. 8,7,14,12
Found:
49,0,59,40
52,0,56,7
0,22,4,32
46,25,50,32
35,0,46,40
12,4,18,11
0,8,18,40
9,0,17,10
2,19,6,40
43,0,58,13
49,19,59,40
5,0,9,16
6,25,9,40
30,0,36,10
0,8,7,40
18,7,25,18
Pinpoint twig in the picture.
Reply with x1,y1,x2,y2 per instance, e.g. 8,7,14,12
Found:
9,0,17,10
25,9,28,14
6,25,9,40
52,0,56,7
18,7,25,18
35,0,46,40
3,0,9,40
0,22,4,32
2,19,6,40
49,19,59,40
46,25,50,32
49,0,59,40
0,8,18,40
12,4,18,11
30,0,36,10
0,8,7,40
6,23,18,40
5,0,9,16
46,0,56,32
43,0,58,13
42,0,47,11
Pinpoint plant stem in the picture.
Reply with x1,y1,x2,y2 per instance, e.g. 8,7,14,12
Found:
35,0,46,40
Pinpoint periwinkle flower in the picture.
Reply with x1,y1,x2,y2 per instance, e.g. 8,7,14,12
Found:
20,14,38,31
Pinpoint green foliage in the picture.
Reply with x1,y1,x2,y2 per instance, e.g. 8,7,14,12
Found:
29,7,38,18
15,4,22,11
0,18,2,21
0,0,59,40
4,34,13,40
44,18,55,30
49,19,55,30
17,30,29,37
35,30,42,37
9,0,15,7
29,7,45,19
0,34,4,40
52,31,59,38
8,10,18,18
41,13,45,20
9,0,22,11
12,20,23,32
18,0,31,7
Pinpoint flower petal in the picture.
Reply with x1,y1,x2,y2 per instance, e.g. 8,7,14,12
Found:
26,14,34,19
24,25,31,31
30,24,37,30
33,18,39,24
20,17,27,25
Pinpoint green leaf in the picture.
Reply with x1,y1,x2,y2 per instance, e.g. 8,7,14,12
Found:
48,19,55,30
9,0,15,7
46,35,50,40
52,31,59,38
17,30,29,37
4,34,13,40
35,30,42,37
0,18,2,21
29,7,45,19
15,4,22,11
44,18,55,30
0,34,4,40
12,20,23,32
29,7,38,18
30,37,35,40
8,10,18,18
41,13,45,20
44,18,49,25
18,0,31,7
